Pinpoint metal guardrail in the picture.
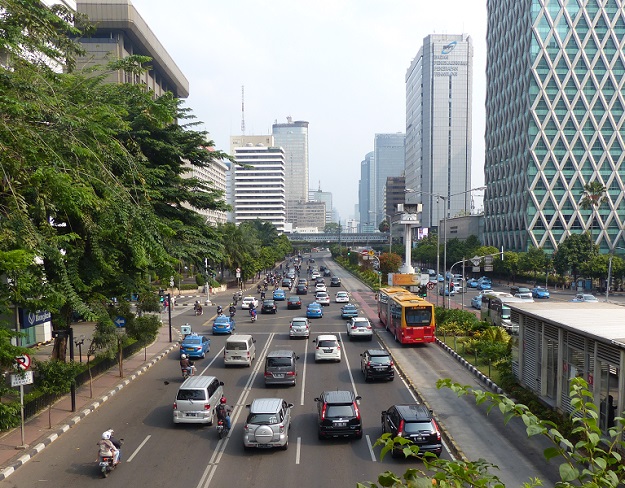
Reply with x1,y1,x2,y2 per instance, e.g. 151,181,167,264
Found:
287,232,389,243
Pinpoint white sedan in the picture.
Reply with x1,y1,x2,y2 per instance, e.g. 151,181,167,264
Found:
315,291,330,306
346,317,373,341
335,291,350,303
315,282,327,292
241,296,258,309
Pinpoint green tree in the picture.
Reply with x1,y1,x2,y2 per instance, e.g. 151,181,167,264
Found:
553,233,598,283
35,358,83,428
324,222,340,234
580,181,607,240
520,246,548,278
412,234,439,269
126,314,161,361
502,251,521,283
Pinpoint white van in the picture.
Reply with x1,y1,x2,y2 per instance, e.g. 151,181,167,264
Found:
224,334,256,367
173,375,224,425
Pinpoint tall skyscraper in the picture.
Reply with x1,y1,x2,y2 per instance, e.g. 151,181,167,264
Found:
230,136,286,232
484,1,625,252
373,133,405,227
309,187,333,224
358,151,374,232
405,34,473,229
272,118,309,204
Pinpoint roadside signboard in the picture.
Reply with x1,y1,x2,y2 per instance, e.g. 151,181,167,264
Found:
14,354,31,371
392,273,420,286
11,371,33,387
114,316,126,328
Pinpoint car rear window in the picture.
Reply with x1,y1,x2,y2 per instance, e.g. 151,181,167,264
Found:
247,413,278,425
267,357,292,367
353,321,369,328
326,405,354,418
177,389,206,401
226,341,248,351
369,356,390,364
404,421,434,434
292,320,307,327
318,340,338,348
185,338,201,344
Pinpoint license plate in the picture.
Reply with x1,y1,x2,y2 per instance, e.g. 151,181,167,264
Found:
375,366,387,370
334,422,347,427
324,349,333,353
412,436,423,441
99,462,109,467
186,413,197,417
274,373,285,378
232,356,241,360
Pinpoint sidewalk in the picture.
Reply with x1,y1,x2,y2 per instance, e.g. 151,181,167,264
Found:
0,281,260,482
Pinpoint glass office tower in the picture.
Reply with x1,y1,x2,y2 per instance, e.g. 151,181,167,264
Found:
484,0,625,252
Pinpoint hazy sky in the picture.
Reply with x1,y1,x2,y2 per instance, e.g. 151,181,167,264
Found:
130,0,487,221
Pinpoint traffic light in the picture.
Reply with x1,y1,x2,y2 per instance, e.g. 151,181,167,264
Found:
347,247,351,256
418,285,428,298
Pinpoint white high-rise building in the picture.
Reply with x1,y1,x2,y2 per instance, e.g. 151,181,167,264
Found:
272,118,309,206
230,136,286,231
405,34,473,229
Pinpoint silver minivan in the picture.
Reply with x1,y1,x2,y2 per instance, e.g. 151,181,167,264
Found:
224,334,256,367
173,375,224,425
264,350,299,387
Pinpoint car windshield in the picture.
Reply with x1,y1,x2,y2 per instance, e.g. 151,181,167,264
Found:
405,308,432,326
404,421,434,434
247,413,278,425
318,340,337,347
326,405,354,418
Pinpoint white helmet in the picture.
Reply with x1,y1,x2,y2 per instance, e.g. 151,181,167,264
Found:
102,431,111,440
181,354,187,359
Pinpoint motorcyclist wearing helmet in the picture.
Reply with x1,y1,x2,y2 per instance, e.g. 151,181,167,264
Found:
215,396,233,430
179,354,194,376
228,303,236,316
97,430,120,465
216,305,223,315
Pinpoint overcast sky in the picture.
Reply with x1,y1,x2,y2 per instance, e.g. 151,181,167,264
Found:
130,0,487,221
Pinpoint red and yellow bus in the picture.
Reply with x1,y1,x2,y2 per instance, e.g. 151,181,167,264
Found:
378,288,436,345
377,287,411,325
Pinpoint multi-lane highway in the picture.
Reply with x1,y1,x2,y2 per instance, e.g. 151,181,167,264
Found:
3,253,562,487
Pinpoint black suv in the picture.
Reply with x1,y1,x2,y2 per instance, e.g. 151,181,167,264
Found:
330,276,341,287
261,299,277,314
360,349,394,382
381,404,442,457
314,390,362,439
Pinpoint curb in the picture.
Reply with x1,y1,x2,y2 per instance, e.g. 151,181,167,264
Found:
0,343,177,482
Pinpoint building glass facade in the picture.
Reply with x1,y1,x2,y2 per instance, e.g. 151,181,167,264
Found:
373,133,405,227
485,0,625,252
272,119,309,206
405,34,473,229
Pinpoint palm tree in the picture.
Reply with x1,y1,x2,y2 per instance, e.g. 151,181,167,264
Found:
580,181,606,241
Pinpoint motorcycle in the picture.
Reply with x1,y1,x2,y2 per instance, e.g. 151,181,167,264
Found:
98,436,123,478
181,362,195,380
250,309,257,323
216,419,230,439
216,306,223,315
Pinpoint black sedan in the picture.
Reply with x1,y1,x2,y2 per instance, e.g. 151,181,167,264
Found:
287,296,302,309
296,284,308,295
261,299,277,314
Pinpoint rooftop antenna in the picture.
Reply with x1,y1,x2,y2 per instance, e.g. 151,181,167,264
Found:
318,180,321,191
241,85,246,135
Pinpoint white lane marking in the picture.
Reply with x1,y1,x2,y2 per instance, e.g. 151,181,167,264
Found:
339,333,359,400
365,434,377,462
296,437,301,465
126,435,151,463
300,339,309,406
199,347,224,375
196,333,276,488
399,374,419,403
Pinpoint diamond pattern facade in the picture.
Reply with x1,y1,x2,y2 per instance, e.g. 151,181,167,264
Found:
484,0,625,252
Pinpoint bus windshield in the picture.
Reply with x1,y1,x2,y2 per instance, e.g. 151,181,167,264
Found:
405,307,432,326
501,305,511,320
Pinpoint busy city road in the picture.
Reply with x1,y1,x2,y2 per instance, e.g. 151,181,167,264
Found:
3,253,560,488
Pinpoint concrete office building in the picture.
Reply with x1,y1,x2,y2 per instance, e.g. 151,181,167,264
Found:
405,34,473,230
373,133,405,227
309,187,333,224
75,0,189,98
484,1,625,252
272,118,309,205
183,150,229,226
385,176,406,219
358,152,374,232
286,201,326,231
230,136,286,231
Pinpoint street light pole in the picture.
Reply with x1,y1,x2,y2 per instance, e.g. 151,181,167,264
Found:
606,246,625,301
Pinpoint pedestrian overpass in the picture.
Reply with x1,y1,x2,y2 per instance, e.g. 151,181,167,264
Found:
286,232,389,244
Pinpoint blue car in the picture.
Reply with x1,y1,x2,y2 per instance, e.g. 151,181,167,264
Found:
471,294,483,309
477,279,492,290
306,302,323,318
341,303,359,319
531,287,550,299
212,315,235,334
467,279,479,288
273,288,286,301
180,333,210,358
